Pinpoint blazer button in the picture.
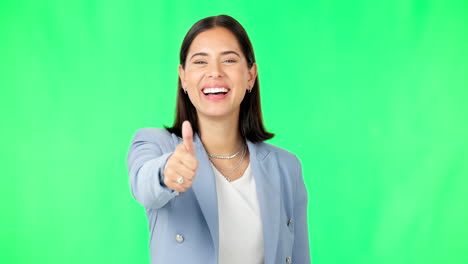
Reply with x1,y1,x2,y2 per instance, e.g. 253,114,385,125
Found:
286,256,291,263
287,218,293,226
175,234,184,243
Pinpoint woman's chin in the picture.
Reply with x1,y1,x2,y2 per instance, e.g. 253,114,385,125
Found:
197,108,238,120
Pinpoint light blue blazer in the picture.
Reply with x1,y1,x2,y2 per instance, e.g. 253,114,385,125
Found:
127,128,310,264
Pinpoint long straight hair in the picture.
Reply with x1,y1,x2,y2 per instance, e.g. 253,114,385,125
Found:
165,15,273,143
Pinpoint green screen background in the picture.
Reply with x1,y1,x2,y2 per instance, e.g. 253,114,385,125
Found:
1,0,467,263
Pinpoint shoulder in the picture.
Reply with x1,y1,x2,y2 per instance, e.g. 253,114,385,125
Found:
254,142,304,200
132,127,172,141
254,141,301,168
131,128,180,149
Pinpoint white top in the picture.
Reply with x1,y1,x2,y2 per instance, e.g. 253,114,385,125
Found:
212,163,265,264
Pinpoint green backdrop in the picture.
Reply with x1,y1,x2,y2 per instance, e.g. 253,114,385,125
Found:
1,0,467,263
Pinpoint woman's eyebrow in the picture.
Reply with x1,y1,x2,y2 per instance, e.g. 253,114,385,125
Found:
190,52,209,60
220,50,241,58
189,50,241,61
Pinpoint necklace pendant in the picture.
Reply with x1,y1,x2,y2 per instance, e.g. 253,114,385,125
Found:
225,176,231,182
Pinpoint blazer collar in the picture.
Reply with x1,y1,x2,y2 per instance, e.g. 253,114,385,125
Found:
247,140,281,264
191,134,281,264
191,134,219,257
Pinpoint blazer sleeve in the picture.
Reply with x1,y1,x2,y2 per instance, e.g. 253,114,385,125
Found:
127,128,179,209
292,156,311,263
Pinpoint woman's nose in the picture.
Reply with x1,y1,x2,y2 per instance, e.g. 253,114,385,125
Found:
207,62,222,78
208,71,222,78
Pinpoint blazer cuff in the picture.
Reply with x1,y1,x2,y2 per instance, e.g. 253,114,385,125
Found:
138,152,179,208
159,152,179,195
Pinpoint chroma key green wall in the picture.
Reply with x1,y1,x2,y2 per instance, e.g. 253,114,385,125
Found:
1,0,467,263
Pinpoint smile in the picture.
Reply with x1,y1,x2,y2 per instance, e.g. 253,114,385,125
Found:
201,87,230,101
202,87,229,95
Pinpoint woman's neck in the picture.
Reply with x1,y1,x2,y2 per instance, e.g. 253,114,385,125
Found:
197,114,244,156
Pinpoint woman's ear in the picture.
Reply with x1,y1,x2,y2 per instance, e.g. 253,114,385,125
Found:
178,64,186,89
247,63,258,89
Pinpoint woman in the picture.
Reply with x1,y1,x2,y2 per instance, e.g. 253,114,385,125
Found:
127,15,310,264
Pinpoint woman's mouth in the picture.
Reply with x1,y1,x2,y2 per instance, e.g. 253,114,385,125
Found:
202,87,229,95
202,87,230,100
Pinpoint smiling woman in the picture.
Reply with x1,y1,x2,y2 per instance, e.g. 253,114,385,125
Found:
177,26,258,126
127,15,310,264
168,16,272,142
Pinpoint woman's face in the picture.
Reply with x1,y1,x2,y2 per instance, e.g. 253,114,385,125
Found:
179,27,257,120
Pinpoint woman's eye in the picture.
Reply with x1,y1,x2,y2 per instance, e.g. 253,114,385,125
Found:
194,61,207,65
224,59,237,63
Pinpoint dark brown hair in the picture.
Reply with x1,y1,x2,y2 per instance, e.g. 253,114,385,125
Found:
165,15,274,142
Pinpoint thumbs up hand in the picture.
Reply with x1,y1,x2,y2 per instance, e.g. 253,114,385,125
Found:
163,121,199,192
182,120,195,154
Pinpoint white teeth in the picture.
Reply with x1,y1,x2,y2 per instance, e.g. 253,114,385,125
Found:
203,87,229,94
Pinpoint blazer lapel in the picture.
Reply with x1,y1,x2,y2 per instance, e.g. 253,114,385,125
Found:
248,140,281,264
191,134,219,257
189,136,280,263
